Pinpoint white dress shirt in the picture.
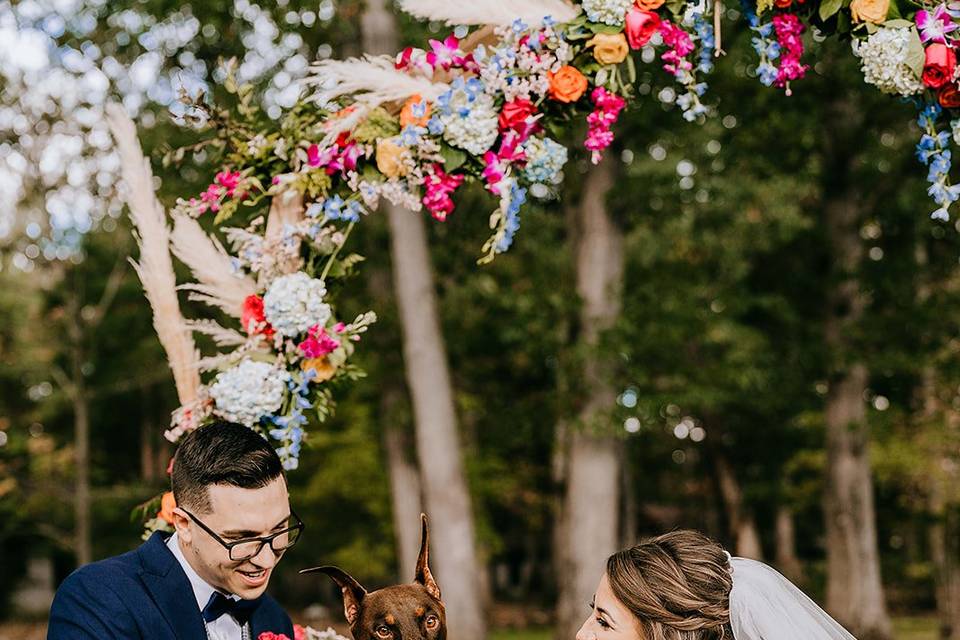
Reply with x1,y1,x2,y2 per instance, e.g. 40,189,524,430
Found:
167,532,247,640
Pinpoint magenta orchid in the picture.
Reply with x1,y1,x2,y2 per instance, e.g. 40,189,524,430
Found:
426,35,466,70
297,325,340,359
917,4,959,44
422,164,465,221
585,87,627,164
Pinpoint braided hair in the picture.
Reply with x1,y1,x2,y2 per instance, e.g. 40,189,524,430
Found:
605,530,734,640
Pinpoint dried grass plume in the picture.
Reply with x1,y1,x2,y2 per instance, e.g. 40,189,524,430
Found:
105,102,201,406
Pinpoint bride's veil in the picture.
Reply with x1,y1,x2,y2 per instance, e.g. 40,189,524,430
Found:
728,557,857,640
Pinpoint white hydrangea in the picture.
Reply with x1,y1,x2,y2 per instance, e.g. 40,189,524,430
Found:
582,0,632,26
854,28,924,96
209,359,289,427
440,92,499,155
262,272,332,337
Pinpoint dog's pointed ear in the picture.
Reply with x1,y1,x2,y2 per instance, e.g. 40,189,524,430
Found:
301,565,367,626
415,513,441,601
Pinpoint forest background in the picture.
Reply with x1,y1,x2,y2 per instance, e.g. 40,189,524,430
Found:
1,1,959,639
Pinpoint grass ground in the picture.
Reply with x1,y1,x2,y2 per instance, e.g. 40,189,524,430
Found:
0,617,941,640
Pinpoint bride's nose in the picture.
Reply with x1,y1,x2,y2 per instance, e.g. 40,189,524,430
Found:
575,616,595,640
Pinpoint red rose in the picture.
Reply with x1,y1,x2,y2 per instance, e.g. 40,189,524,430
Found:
624,7,661,49
940,83,960,108
498,98,536,131
242,295,275,337
774,0,793,7
294,626,307,640
257,634,290,640
923,43,957,89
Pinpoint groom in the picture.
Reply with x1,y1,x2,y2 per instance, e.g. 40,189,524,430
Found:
48,421,298,639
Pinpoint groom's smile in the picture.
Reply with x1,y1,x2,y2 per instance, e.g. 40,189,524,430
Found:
173,475,293,599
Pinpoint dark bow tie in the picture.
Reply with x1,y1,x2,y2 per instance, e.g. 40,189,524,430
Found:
202,591,260,624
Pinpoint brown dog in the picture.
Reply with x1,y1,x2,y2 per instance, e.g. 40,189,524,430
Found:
302,515,446,640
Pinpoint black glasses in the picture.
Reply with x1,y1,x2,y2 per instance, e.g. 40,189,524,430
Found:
180,508,304,561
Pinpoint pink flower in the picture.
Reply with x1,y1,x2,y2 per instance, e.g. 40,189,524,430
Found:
482,151,508,195
294,626,307,640
917,4,959,44
584,87,627,164
426,35,465,70
258,633,290,640
422,164,465,221
215,170,242,196
334,322,347,333
298,325,340,359
771,14,809,89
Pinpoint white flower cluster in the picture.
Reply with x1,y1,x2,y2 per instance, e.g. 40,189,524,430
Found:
440,90,500,155
209,359,289,427
855,28,924,96
523,137,569,184
263,272,332,337
478,39,567,102
582,0,632,26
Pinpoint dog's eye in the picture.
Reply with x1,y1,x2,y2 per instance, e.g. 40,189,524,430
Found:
425,615,439,630
375,626,393,639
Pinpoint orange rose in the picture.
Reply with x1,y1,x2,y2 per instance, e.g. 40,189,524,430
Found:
400,94,431,128
158,491,176,526
548,66,589,103
635,0,665,10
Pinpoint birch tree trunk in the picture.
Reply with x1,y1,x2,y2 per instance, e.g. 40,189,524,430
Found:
68,289,92,567
715,452,763,560
775,506,804,585
821,94,892,640
555,156,624,640
360,3,486,638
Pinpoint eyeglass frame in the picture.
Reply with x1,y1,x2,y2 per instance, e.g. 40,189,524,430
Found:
178,507,305,561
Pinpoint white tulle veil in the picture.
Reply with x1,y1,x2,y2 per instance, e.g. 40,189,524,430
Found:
727,556,857,640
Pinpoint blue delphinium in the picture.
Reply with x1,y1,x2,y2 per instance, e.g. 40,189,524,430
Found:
916,102,960,221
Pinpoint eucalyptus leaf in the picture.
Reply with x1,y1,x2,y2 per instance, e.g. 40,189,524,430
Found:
440,144,468,171
819,0,844,21
596,67,609,86
587,22,625,34
905,26,925,77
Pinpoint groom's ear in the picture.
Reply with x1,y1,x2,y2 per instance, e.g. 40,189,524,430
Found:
301,565,367,626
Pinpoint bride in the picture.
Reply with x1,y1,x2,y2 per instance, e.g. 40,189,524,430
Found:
577,530,856,640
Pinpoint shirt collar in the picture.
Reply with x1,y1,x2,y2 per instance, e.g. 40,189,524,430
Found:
166,531,237,610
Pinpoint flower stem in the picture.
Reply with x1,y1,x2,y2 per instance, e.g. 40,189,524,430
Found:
320,221,355,281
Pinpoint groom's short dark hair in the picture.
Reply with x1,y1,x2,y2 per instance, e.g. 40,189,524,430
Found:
171,421,284,513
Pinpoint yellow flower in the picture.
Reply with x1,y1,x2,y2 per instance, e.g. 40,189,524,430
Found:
376,138,409,178
588,33,629,65
850,0,889,23
301,357,337,382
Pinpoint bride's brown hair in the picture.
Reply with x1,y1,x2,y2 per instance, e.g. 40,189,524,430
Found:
605,530,734,640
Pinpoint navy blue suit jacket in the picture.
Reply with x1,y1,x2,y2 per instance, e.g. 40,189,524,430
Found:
47,531,294,639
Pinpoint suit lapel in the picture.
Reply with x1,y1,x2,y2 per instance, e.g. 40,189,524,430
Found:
138,532,208,640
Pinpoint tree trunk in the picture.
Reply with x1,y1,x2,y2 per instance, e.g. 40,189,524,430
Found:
384,202,487,639
821,93,891,639
555,156,624,640
68,291,92,566
775,506,804,585
140,385,157,483
383,400,424,581
714,444,762,559
358,4,487,638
